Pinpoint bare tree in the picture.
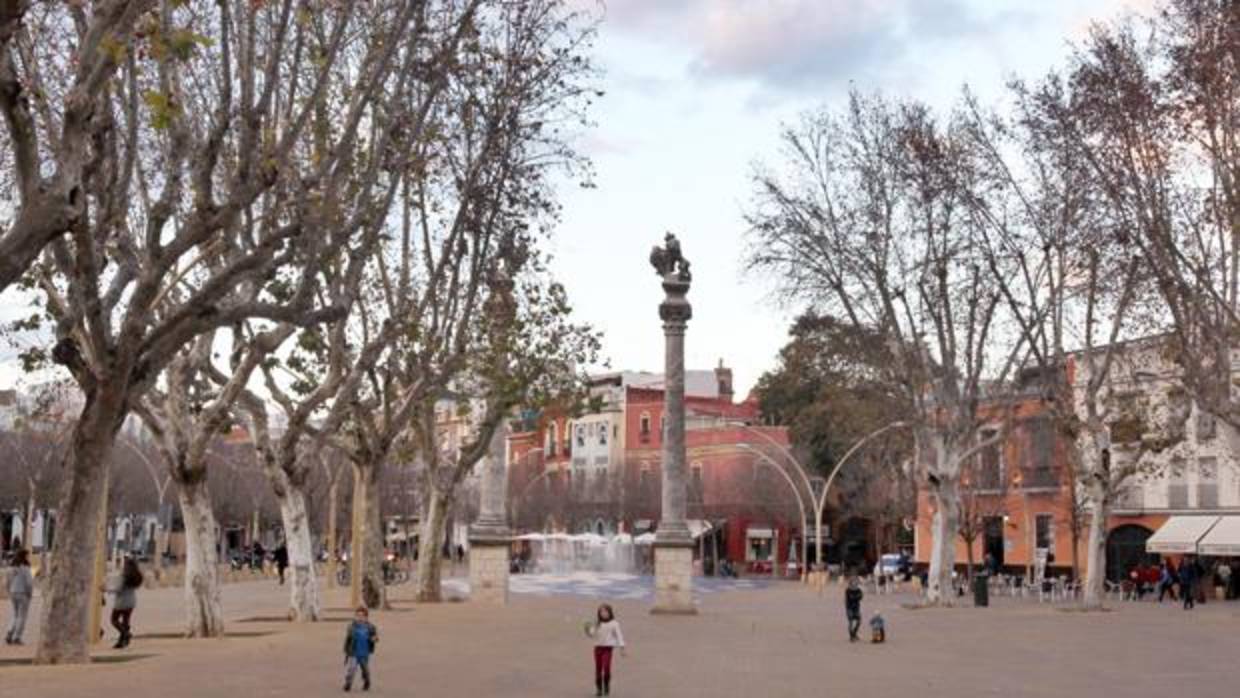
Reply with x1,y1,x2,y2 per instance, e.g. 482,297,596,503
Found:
13,0,454,662
746,92,1027,604
0,1,157,293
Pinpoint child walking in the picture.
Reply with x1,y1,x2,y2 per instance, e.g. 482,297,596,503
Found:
106,557,144,649
5,549,33,645
585,603,626,696
342,606,378,692
845,577,864,642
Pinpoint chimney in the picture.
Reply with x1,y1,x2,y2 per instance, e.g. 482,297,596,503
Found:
715,359,734,403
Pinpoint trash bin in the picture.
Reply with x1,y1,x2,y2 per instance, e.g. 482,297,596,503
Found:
974,572,989,607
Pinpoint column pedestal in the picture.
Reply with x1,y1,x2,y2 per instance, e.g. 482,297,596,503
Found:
468,530,510,605
651,540,697,615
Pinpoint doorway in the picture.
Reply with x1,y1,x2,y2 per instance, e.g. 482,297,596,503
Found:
984,516,1005,570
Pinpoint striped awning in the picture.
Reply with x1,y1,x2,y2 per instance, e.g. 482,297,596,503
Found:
1146,516,1220,554
1197,516,1240,556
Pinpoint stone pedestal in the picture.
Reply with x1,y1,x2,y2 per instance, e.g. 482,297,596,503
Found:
468,539,510,605
652,544,696,614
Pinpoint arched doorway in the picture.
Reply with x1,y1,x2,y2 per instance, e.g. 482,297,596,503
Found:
1106,524,1157,582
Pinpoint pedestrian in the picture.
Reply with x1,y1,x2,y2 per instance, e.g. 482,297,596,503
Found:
1180,557,1197,610
106,557,144,649
5,549,33,645
342,605,378,692
251,541,266,571
273,541,289,585
1218,560,1233,600
845,576,864,642
585,603,626,696
1157,561,1177,602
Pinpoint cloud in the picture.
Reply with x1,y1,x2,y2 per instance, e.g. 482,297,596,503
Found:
595,0,1043,93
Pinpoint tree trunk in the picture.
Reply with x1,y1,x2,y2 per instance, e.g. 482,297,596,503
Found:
35,395,123,664
23,494,34,553
349,464,366,608
179,480,224,637
415,487,451,602
926,477,960,606
1071,525,1081,583
1082,483,1109,609
326,480,339,589
964,535,975,585
357,462,386,609
277,488,320,621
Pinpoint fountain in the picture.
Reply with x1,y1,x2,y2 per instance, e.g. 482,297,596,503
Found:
516,532,650,575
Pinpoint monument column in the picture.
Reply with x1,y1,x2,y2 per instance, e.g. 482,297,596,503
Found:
469,421,511,604
650,233,696,615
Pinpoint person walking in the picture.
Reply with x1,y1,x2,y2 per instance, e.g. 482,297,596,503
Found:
5,549,34,645
106,557,144,648
273,542,289,585
585,603,626,696
342,606,378,692
845,577,864,642
1157,561,1177,602
1180,557,1197,610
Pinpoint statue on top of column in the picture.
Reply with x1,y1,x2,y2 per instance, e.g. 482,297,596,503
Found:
649,232,691,283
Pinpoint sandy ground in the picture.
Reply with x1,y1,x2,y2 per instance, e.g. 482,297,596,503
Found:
2,574,1238,697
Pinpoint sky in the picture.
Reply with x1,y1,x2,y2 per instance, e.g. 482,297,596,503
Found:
548,0,1154,398
0,0,1155,394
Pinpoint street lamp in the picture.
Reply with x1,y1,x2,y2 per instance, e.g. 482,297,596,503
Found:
734,443,810,580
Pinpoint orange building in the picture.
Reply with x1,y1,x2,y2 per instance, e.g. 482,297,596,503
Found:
913,376,1082,578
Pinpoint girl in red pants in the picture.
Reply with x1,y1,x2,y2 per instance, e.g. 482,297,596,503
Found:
585,604,626,696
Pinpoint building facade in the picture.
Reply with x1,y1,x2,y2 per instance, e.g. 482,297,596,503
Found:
913,336,1240,581
507,364,816,571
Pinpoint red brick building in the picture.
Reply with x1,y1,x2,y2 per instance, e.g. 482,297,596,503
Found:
506,365,810,572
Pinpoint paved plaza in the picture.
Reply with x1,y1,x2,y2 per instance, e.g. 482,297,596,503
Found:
3,573,1238,697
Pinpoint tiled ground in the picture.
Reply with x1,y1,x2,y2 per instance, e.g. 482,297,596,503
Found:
2,572,1238,697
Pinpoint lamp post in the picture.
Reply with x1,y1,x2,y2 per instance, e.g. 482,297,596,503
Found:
746,421,909,576
735,443,810,581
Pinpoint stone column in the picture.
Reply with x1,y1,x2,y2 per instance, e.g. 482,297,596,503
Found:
650,233,696,615
469,421,511,604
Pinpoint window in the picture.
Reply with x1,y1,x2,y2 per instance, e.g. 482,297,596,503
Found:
1022,418,1057,488
639,413,651,441
598,423,608,446
1168,458,1188,508
576,424,586,448
1197,409,1217,441
1197,457,1218,509
690,463,704,502
1035,514,1054,550
978,429,1002,489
